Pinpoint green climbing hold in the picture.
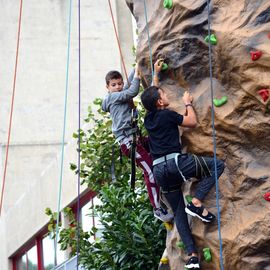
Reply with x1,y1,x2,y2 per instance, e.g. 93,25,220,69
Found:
185,195,193,204
204,34,217,45
163,0,173,9
213,96,227,107
176,240,186,250
162,63,168,71
203,247,212,262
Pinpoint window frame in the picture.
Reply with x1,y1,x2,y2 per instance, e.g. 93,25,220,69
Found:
11,189,96,270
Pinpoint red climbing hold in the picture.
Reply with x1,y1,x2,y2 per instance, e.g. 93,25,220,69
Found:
263,192,270,201
250,50,262,61
258,89,269,102
268,33,270,39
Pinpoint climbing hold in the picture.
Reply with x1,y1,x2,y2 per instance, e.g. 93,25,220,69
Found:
263,192,270,201
162,63,169,71
258,89,269,102
164,222,173,231
185,195,193,204
250,50,262,61
176,240,186,250
213,96,228,107
203,247,212,262
268,33,270,39
163,0,173,9
204,34,217,45
160,257,169,264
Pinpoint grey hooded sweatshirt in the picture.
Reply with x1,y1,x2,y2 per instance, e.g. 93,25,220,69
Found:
102,69,140,142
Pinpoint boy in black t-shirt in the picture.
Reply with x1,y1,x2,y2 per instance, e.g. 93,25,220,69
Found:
141,84,224,270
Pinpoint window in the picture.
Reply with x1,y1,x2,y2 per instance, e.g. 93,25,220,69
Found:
16,245,38,270
81,197,103,241
12,190,96,270
42,235,65,270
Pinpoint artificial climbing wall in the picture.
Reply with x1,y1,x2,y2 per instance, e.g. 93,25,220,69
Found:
126,0,270,269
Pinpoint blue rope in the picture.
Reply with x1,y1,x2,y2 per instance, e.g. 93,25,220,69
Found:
55,0,72,266
143,0,154,81
76,0,81,269
206,1,224,269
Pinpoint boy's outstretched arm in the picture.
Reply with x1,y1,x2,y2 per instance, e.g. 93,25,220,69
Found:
123,64,141,90
117,64,141,101
152,59,163,87
181,91,197,128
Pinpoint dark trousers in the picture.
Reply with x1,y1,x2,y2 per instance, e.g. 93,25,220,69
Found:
153,154,224,254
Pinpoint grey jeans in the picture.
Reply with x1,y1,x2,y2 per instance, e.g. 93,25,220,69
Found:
153,153,224,254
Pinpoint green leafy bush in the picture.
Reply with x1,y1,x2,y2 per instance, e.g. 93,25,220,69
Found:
48,98,166,269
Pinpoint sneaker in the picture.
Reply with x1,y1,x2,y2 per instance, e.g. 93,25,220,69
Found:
185,202,215,223
185,256,200,269
154,207,174,222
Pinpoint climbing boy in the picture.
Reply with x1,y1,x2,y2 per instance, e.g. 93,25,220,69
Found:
141,82,224,269
101,64,173,222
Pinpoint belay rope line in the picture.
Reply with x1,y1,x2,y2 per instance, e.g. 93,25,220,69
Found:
107,0,137,190
143,0,154,81
0,0,23,216
76,0,82,268
206,0,224,269
142,0,224,268
54,0,73,266
107,0,129,84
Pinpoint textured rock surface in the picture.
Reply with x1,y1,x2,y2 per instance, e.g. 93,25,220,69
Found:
126,1,270,269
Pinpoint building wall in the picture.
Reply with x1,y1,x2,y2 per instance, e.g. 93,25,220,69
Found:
0,1,134,269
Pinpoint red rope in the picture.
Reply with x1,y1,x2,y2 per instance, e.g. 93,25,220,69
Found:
0,0,23,216
107,0,129,85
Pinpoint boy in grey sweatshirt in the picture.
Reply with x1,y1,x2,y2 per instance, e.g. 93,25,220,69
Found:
102,65,173,222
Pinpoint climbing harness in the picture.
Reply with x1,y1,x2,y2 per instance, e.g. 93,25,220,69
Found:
0,0,23,216
153,153,187,183
54,0,73,266
206,0,224,268
193,154,212,178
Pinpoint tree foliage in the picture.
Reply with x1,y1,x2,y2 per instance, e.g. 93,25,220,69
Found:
47,98,166,270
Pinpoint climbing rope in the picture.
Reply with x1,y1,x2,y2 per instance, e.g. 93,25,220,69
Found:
76,0,82,268
143,0,154,82
107,0,129,84
206,0,224,269
54,0,73,266
0,0,23,216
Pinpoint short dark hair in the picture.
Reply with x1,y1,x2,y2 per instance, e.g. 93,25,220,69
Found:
141,86,161,112
105,70,123,85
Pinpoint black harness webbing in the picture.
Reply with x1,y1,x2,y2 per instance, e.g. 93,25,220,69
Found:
130,108,137,190
111,144,116,182
193,154,212,178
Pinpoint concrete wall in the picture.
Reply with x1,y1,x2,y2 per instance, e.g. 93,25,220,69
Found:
0,0,134,269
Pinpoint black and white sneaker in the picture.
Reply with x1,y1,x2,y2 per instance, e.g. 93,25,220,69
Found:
185,202,215,223
154,207,174,222
185,256,200,269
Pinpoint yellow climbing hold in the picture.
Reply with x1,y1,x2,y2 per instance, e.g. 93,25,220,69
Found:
160,257,169,264
164,222,173,231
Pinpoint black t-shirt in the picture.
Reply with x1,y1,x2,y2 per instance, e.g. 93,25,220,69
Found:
144,109,184,159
